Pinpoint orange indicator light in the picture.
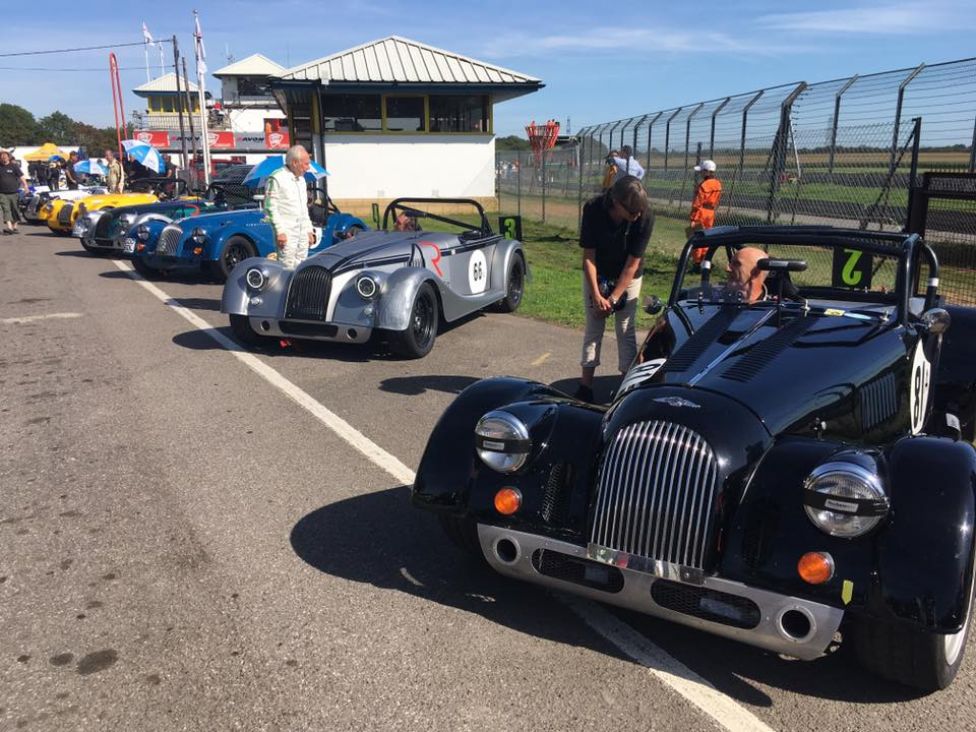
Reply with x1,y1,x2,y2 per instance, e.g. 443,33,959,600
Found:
798,552,834,584
494,487,522,515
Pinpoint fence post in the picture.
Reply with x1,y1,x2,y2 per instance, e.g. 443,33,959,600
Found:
541,146,547,224
766,82,807,223
633,114,649,158
516,148,522,220
828,74,858,174
906,116,922,221
890,63,925,175
739,90,763,176
969,114,976,173
664,107,683,171
684,102,705,172
578,127,587,229
608,120,623,154
709,97,731,160
646,111,662,172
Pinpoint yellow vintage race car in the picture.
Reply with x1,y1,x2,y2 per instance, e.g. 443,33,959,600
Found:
45,191,161,235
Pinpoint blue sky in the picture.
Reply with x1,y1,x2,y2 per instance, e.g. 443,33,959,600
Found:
3,0,975,137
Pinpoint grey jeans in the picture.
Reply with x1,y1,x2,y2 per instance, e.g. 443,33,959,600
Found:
0,192,21,225
580,276,643,372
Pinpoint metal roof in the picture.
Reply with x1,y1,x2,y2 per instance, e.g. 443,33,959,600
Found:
213,54,287,78
278,35,540,86
133,73,200,95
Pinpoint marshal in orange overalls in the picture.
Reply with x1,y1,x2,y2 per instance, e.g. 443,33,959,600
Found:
688,175,722,264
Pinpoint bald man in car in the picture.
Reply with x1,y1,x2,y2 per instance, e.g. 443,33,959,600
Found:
725,247,769,304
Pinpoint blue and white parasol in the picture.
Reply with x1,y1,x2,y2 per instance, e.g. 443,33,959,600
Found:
73,159,108,176
121,139,165,174
242,155,329,188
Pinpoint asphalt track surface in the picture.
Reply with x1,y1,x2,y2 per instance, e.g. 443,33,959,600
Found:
2,227,975,731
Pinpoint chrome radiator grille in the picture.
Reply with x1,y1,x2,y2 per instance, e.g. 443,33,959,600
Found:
590,421,719,570
157,225,183,256
94,214,113,239
58,204,73,225
285,266,332,321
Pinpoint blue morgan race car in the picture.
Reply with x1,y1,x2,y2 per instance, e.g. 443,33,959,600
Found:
128,197,367,282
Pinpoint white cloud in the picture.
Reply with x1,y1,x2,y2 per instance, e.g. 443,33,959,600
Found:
481,27,798,59
758,3,970,34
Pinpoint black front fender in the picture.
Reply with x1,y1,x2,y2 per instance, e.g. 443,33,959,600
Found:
412,377,604,535
878,436,976,631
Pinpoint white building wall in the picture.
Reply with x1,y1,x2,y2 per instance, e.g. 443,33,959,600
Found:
227,107,285,133
322,135,496,199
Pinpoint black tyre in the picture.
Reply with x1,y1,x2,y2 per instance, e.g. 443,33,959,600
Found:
210,236,256,282
131,256,161,280
390,282,438,359
229,314,267,349
437,513,486,564
852,556,975,691
80,238,98,254
495,254,525,313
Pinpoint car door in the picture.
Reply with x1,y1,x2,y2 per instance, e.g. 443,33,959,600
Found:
443,234,497,297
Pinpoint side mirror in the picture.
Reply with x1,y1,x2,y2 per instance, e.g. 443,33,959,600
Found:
921,307,951,335
643,295,663,315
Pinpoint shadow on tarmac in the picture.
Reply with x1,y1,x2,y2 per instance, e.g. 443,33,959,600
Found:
292,485,928,704
290,484,631,663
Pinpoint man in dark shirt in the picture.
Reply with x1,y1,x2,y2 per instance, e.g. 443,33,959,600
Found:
0,150,29,234
64,152,80,190
575,175,654,402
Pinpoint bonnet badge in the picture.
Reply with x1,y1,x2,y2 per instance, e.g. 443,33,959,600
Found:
654,396,701,409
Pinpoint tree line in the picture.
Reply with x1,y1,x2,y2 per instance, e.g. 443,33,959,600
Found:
0,102,129,154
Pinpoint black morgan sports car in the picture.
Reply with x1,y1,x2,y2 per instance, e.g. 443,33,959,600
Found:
413,226,976,692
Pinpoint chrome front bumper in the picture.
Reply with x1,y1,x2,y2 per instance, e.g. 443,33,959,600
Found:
477,525,844,661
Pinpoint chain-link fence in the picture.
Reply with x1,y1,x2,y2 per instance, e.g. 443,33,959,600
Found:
497,57,976,304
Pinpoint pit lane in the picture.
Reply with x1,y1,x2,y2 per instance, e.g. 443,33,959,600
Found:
1,227,973,731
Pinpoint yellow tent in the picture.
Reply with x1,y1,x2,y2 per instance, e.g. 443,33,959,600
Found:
23,143,68,161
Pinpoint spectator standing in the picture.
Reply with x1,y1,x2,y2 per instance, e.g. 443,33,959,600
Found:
64,152,80,189
264,145,315,268
47,158,62,191
575,175,654,403
105,150,125,193
611,145,645,182
0,150,29,234
687,160,722,265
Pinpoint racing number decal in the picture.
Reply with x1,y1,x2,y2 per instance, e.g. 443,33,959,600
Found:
419,241,443,277
468,250,488,293
909,342,932,434
499,215,523,241
842,251,863,286
832,248,873,289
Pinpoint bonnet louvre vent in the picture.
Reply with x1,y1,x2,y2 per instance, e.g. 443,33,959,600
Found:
721,316,814,383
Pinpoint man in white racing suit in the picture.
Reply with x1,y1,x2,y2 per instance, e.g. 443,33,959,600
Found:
264,145,315,268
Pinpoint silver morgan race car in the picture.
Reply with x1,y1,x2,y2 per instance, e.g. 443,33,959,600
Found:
221,199,527,358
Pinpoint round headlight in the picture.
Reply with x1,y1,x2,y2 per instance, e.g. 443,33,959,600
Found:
191,227,207,244
356,275,378,299
475,411,531,474
78,203,87,215
120,213,135,227
803,462,888,538
136,224,150,241
245,267,267,290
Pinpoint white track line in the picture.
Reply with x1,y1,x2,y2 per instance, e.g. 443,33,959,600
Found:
114,258,776,732
1,312,83,325
110,260,414,484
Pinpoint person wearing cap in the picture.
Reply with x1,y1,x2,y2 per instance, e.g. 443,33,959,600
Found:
687,159,722,265
574,175,654,404
610,145,645,183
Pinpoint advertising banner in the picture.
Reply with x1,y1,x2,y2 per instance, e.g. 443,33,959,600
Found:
265,130,290,150
134,130,171,147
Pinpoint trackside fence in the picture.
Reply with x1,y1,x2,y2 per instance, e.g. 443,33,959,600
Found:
497,57,976,304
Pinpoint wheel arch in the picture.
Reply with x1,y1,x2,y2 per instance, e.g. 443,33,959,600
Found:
878,435,976,630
